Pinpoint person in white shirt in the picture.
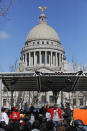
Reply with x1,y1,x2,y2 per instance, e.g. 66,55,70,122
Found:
29,113,35,125
46,112,51,121
0,108,9,125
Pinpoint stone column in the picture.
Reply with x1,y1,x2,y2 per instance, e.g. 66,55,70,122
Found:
34,51,36,66
23,54,24,62
29,52,31,66
25,53,27,65
51,52,52,66
45,51,47,65
59,53,61,67
60,53,62,67
40,51,41,65
56,52,57,67
0,78,2,114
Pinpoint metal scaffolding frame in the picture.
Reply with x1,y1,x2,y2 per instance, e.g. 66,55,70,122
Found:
0,72,87,112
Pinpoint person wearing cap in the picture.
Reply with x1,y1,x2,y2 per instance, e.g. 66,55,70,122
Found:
9,106,20,123
46,104,63,128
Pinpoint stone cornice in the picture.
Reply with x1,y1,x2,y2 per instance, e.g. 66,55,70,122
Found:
22,45,65,53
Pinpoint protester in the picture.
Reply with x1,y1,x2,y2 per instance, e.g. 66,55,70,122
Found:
46,104,63,131
1,104,87,131
46,111,51,121
9,106,20,123
29,106,35,125
20,109,25,127
0,107,9,125
63,103,72,126
31,120,40,131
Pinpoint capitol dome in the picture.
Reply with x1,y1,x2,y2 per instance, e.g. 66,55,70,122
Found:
20,12,65,73
26,13,60,43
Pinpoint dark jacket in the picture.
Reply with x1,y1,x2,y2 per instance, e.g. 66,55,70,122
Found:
63,107,72,124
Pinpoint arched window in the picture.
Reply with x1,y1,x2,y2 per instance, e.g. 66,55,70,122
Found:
3,99,7,107
33,42,35,45
37,41,39,45
73,98,76,106
49,96,54,104
41,95,46,103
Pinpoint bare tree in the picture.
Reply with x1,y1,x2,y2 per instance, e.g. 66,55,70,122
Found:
0,0,13,16
71,58,79,72
9,58,18,72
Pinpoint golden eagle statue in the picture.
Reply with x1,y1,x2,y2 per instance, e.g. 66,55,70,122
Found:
38,6,47,13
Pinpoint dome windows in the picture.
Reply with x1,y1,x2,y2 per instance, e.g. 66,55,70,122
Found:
37,41,39,45
51,42,53,45
33,42,35,45
42,41,44,44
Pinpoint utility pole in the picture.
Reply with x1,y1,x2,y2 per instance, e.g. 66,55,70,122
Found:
61,91,63,104
53,91,58,104
11,90,14,108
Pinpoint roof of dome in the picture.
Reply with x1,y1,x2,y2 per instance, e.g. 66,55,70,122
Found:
26,13,60,42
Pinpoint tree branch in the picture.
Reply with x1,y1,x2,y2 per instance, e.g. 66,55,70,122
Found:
0,0,13,16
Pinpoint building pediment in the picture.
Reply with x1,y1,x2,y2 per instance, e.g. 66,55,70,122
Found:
25,65,61,73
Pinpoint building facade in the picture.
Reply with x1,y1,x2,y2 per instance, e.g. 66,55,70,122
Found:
2,12,86,109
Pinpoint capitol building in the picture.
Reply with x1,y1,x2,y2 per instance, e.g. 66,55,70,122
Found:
18,12,67,73
2,11,87,109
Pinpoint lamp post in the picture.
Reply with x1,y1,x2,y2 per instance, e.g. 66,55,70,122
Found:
11,90,14,108
61,91,63,104
53,91,58,104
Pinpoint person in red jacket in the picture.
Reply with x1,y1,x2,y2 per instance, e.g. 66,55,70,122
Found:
9,106,20,123
46,104,63,128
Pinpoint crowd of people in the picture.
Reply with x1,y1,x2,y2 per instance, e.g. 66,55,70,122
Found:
0,103,87,131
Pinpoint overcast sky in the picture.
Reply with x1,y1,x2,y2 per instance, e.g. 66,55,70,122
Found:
0,0,87,72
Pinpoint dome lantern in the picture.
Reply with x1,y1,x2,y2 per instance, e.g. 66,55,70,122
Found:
39,13,47,24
